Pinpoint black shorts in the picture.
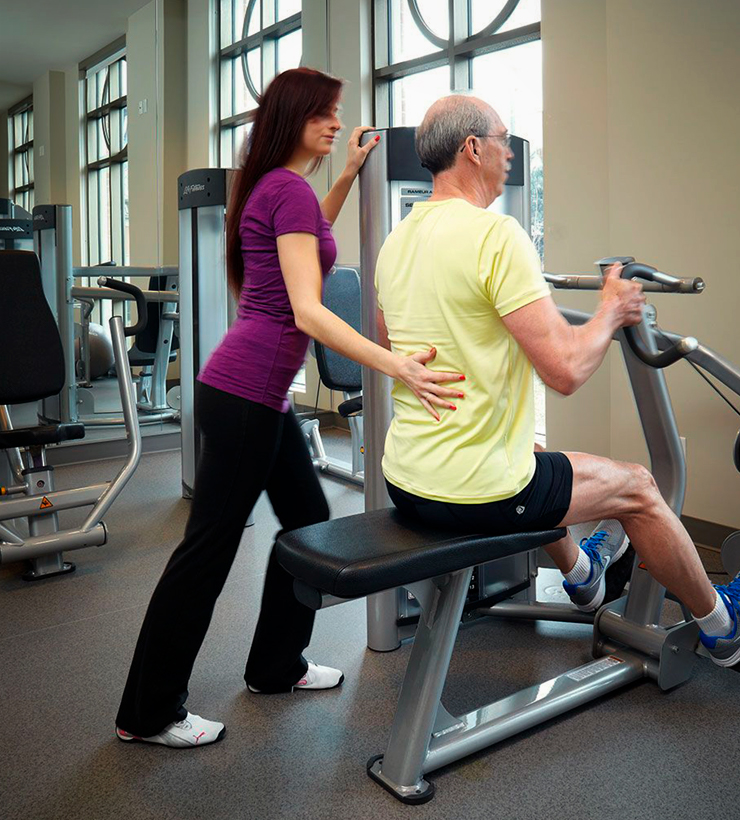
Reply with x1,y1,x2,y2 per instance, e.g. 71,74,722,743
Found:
386,451,573,535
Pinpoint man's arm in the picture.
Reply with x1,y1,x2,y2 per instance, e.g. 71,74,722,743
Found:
502,264,645,396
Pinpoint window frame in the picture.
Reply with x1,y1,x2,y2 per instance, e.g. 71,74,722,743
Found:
81,42,129,268
372,0,541,128
8,96,34,213
217,0,302,167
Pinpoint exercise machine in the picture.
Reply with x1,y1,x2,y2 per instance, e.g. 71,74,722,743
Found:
299,266,364,486
276,259,716,802
177,169,234,500
33,204,179,427
0,250,145,579
0,199,33,251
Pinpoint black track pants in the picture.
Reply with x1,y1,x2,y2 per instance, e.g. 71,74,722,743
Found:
116,382,329,737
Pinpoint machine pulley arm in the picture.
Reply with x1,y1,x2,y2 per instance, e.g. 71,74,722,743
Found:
618,263,699,369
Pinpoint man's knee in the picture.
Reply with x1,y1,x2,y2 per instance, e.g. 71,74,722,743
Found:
622,462,660,510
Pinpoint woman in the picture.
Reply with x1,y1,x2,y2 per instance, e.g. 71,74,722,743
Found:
115,68,465,748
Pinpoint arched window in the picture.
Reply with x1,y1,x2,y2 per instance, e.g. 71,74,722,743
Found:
218,0,303,168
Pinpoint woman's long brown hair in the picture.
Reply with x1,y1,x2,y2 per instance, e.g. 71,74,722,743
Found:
226,67,343,299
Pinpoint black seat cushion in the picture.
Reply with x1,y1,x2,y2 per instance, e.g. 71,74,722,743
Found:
0,250,66,404
277,508,565,600
0,423,85,449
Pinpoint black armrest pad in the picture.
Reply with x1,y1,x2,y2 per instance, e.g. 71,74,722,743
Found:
0,423,85,449
338,396,363,418
277,508,565,600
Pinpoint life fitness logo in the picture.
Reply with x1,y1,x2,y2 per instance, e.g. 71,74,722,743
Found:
183,183,206,196
1,225,26,233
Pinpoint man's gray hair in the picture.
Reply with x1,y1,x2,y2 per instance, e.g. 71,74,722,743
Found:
415,95,495,175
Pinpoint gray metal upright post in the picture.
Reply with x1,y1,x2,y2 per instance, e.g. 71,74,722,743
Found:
34,205,76,423
618,312,686,626
178,169,232,500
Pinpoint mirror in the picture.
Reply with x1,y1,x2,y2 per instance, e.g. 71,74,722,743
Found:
0,0,181,455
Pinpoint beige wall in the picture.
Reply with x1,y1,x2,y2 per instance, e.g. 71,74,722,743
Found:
0,110,8,198
128,0,187,266
32,71,67,206
186,0,217,170
543,0,740,527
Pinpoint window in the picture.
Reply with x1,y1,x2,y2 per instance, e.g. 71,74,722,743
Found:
218,0,302,168
9,97,34,213
84,49,129,266
374,0,543,261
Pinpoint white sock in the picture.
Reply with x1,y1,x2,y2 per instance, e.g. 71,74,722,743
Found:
695,590,733,637
564,548,592,585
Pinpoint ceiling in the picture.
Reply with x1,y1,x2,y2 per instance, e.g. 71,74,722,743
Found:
0,0,152,110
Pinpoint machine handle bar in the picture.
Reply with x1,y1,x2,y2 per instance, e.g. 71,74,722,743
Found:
620,263,699,368
97,277,148,337
620,261,704,293
544,273,703,293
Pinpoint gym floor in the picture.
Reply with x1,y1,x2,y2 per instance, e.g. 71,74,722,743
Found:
2,435,739,820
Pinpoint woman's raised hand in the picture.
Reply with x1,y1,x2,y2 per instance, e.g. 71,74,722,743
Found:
394,348,466,422
345,126,380,175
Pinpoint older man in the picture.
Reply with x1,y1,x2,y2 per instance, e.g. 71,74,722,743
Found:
374,94,740,666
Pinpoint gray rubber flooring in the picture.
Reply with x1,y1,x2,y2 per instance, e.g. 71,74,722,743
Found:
2,434,740,820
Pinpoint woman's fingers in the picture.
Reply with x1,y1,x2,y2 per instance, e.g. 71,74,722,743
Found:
418,394,441,421
427,385,465,399
428,371,465,384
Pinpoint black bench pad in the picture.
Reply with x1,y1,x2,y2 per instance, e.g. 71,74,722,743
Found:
277,508,565,600
0,423,86,449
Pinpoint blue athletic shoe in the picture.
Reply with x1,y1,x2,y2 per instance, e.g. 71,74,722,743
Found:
563,522,630,612
699,573,740,668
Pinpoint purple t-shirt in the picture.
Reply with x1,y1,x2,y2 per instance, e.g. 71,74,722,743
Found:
199,168,337,412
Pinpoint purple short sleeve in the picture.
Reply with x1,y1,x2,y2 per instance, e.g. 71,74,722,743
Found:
271,177,321,238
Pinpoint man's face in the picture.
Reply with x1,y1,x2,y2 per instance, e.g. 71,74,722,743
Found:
480,120,514,203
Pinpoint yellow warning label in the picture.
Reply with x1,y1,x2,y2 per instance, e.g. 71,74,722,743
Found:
360,447,365,455
638,562,647,570
39,496,53,510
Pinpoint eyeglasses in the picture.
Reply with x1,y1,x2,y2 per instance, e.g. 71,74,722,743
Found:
459,133,512,152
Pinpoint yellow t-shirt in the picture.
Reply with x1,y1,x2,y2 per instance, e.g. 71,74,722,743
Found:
375,198,550,504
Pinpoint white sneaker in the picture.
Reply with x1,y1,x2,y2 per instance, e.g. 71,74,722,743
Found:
248,661,344,693
115,712,226,748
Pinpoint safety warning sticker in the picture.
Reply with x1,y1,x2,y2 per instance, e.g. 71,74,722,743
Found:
566,655,624,682
39,497,54,510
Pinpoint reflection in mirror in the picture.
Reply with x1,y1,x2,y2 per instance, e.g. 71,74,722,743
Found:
0,1,179,452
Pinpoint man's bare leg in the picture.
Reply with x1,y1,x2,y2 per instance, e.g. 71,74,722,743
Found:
548,451,715,618
532,443,600,577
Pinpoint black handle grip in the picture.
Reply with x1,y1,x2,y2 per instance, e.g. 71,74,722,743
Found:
97,277,148,337
618,263,697,368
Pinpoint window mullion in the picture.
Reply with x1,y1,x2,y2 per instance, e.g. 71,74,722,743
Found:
450,0,470,90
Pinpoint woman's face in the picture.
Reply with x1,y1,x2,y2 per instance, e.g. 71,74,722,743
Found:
301,101,343,158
